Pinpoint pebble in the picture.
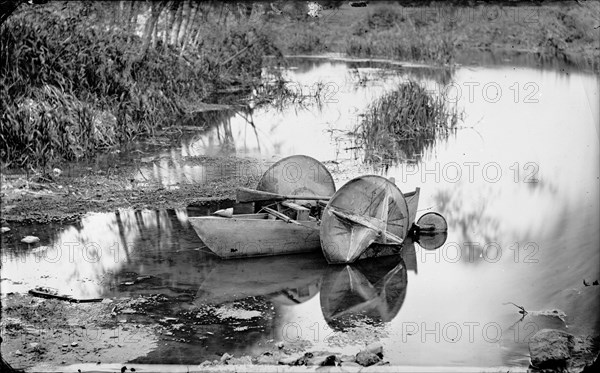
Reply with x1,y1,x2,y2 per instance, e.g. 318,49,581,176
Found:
364,342,383,355
21,235,40,244
15,350,22,356
1,227,10,233
355,351,381,367
29,342,39,349
71,342,78,347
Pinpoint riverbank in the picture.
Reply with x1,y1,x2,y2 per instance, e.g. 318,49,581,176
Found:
0,154,262,223
269,1,599,70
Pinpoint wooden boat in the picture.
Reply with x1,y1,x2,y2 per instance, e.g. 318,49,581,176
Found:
189,212,321,259
189,186,420,260
190,155,335,259
189,156,433,262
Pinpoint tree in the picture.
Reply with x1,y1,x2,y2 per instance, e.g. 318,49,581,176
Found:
140,0,167,58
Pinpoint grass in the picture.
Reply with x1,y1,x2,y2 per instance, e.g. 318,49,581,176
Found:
356,80,460,164
268,1,599,68
0,2,282,171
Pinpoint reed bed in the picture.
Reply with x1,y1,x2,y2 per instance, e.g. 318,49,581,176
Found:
356,81,460,164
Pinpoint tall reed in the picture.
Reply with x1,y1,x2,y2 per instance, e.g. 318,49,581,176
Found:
356,81,460,164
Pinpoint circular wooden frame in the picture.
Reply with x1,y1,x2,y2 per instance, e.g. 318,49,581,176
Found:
320,175,409,264
256,155,336,198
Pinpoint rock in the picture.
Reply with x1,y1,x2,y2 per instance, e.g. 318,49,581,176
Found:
21,235,40,244
15,350,22,356
62,344,68,348
356,351,381,367
301,352,340,366
277,341,284,349
71,342,78,347
256,354,277,365
1,227,10,233
220,352,233,363
342,361,362,367
364,342,384,356
29,342,39,349
529,329,574,369
319,355,339,366
278,353,304,365
228,356,253,365
199,360,212,367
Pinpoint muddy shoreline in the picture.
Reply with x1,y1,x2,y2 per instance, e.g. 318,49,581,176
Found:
1,155,262,224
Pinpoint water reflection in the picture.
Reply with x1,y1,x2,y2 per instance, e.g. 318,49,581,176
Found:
320,254,408,331
126,59,457,187
195,252,326,305
1,206,422,365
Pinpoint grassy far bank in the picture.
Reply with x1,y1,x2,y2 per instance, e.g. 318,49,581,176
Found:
268,1,600,67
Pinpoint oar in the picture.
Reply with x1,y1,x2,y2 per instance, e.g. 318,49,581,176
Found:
236,187,331,203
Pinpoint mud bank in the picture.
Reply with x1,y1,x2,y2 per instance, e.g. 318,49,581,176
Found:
0,156,263,224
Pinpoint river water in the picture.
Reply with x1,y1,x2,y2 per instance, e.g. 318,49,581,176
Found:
1,55,598,369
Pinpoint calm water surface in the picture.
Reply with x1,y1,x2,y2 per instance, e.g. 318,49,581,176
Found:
2,56,598,369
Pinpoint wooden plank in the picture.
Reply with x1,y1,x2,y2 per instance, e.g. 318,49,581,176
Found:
281,201,310,221
263,207,300,225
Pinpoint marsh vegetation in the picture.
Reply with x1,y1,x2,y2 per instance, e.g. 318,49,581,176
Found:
356,81,460,164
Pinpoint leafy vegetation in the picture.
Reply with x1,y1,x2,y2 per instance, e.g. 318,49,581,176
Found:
356,81,460,164
0,1,281,170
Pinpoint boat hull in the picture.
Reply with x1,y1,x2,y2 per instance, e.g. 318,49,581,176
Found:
189,213,321,259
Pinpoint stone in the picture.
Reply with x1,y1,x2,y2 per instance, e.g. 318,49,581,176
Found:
220,352,232,362
364,342,383,356
256,354,277,365
29,342,39,349
1,227,10,233
278,353,304,365
71,342,78,347
15,350,22,356
228,356,253,365
304,352,339,366
356,351,381,367
21,236,40,244
529,329,574,369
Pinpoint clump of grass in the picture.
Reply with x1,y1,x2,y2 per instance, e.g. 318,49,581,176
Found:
356,81,460,164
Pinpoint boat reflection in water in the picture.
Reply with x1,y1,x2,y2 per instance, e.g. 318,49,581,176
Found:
320,240,418,330
193,235,444,332
194,251,327,305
